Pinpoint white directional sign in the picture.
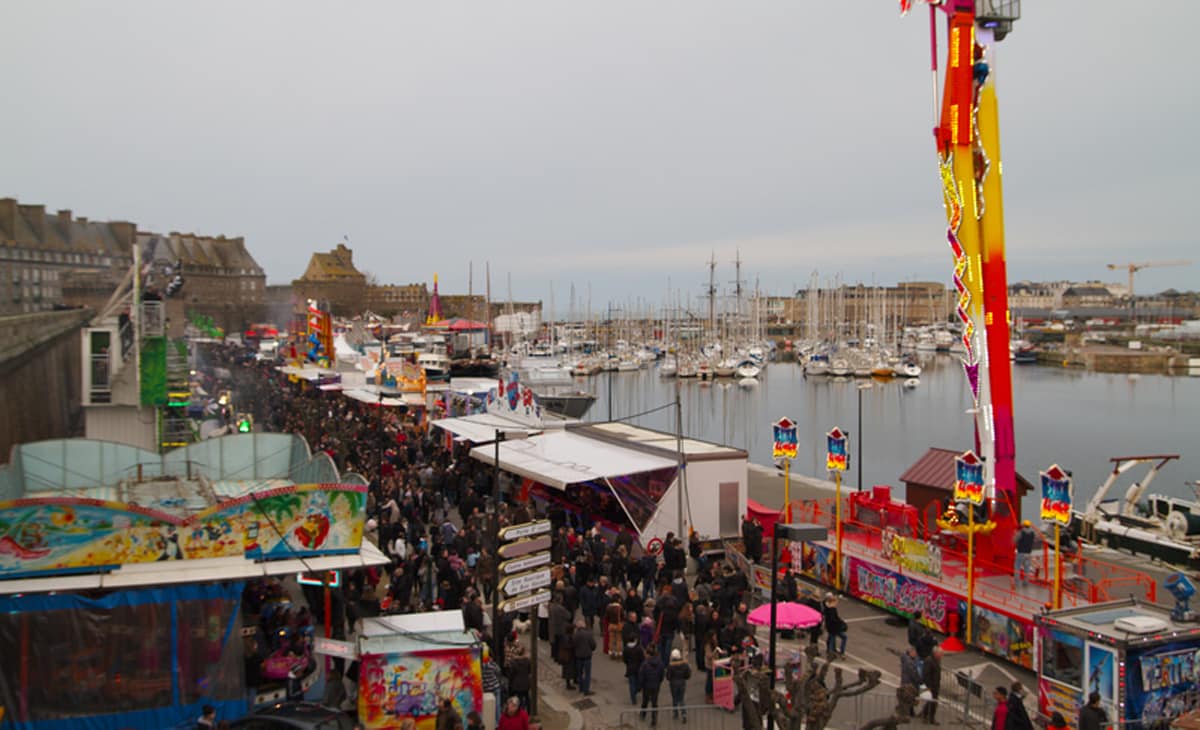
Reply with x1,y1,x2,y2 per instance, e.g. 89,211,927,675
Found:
314,637,359,660
498,535,552,559
500,551,551,576
501,567,552,597
499,589,552,614
500,520,552,541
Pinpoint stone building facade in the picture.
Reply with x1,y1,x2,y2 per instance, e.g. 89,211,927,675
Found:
366,283,429,317
138,232,266,335
292,244,367,316
0,198,135,316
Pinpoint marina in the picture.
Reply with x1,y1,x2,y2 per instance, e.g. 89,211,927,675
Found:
581,357,1200,519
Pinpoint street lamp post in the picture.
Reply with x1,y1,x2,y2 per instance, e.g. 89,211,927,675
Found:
856,383,872,492
767,523,829,730
491,429,506,667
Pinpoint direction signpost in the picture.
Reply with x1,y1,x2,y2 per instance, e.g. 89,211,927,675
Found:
498,535,552,560
499,589,552,615
500,520,551,541
500,567,552,597
499,551,552,575
496,520,552,717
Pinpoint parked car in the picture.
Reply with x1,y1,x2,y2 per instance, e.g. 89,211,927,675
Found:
228,702,356,730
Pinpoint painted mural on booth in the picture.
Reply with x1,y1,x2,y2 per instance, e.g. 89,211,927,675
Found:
358,648,482,730
1127,643,1200,729
0,485,366,578
847,557,953,630
971,604,1034,670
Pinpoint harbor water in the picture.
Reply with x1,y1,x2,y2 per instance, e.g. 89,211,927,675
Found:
584,354,1200,517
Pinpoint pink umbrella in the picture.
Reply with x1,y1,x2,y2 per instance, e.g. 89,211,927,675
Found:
747,601,823,630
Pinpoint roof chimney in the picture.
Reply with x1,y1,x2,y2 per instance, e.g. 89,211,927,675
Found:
57,209,72,224
0,198,16,239
19,204,46,241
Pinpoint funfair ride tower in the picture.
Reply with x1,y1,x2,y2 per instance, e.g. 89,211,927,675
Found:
911,0,1021,548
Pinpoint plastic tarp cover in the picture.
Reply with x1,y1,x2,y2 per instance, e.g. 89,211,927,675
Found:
0,581,246,730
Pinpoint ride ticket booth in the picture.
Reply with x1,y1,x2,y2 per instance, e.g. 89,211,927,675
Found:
353,611,485,730
1036,596,1200,729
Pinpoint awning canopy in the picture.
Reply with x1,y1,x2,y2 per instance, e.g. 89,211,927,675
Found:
431,413,545,443
343,388,423,408
0,540,390,596
469,429,678,490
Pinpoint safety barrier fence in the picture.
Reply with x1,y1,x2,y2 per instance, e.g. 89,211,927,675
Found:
783,497,1156,611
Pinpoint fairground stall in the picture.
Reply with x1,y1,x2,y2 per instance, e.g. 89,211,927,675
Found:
0,433,387,730
1036,596,1200,730
782,470,1157,671
354,611,484,730
432,374,747,548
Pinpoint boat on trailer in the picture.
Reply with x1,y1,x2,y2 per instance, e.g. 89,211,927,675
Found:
1072,455,1200,568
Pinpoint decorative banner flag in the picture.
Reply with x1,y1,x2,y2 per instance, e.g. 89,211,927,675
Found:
953,450,985,505
1040,464,1072,526
773,417,798,461
826,427,848,472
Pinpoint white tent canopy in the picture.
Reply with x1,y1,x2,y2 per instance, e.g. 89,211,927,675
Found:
469,429,678,490
432,413,548,443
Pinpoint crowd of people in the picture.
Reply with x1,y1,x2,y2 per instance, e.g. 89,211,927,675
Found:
202,343,1043,730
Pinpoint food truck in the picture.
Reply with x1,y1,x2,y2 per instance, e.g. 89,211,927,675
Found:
1035,597,1200,729
354,611,483,730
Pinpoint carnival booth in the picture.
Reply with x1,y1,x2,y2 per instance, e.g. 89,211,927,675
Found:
355,611,483,730
0,434,387,730
432,374,748,548
1036,596,1200,730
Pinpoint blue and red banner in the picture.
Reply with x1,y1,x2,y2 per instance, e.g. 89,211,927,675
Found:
954,450,985,505
826,427,848,472
1040,464,1072,526
773,417,798,461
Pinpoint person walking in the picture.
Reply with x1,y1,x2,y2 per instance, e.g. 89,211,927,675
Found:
822,594,848,657
639,646,666,727
497,696,530,730
1078,692,1108,730
623,638,645,705
504,645,532,711
666,648,693,723
900,647,922,717
919,647,943,724
1006,682,1034,730
572,618,597,696
991,687,1009,730
1014,521,1040,585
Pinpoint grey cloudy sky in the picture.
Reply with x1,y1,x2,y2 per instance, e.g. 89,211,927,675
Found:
2,1,1196,310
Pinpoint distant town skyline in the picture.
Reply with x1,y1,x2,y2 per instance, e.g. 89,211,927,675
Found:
2,2,1195,309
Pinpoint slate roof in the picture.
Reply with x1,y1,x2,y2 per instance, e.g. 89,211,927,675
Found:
898,447,1032,495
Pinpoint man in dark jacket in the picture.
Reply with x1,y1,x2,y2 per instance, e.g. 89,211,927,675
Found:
572,619,597,695
1078,691,1107,730
504,645,532,711
919,647,943,724
1007,683,1034,730
666,648,693,722
623,639,645,705
639,646,666,727
548,595,571,669
579,578,601,630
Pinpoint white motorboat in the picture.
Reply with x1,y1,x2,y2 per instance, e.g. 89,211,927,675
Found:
713,358,738,378
659,357,678,377
829,359,852,377
734,361,761,379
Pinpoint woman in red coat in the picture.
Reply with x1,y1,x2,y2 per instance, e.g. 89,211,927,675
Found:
497,696,530,730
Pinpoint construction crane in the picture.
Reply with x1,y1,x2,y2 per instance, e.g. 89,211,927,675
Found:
1106,260,1192,321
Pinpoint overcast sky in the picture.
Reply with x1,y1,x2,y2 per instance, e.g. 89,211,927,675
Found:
2,1,1196,311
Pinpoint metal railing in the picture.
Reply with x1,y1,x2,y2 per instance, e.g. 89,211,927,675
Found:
608,704,740,730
